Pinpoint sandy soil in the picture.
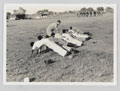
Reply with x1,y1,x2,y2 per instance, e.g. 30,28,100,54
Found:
6,13,113,82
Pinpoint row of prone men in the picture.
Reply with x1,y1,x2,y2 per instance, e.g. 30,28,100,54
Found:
30,26,92,59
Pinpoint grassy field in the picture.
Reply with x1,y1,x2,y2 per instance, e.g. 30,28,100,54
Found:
6,13,113,82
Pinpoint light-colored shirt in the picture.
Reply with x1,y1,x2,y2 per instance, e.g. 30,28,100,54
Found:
69,29,75,34
49,33,68,46
62,33,73,41
55,33,63,39
46,23,58,36
69,27,84,34
68,29,89,39
32,38,67,57
62,33,82,46
32,40,45,50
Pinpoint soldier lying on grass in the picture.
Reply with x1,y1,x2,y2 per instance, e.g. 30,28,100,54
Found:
68,26,92,41
50,31,83,47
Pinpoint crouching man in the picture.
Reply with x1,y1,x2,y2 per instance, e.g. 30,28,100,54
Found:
30,35,73,58
46,20,61,36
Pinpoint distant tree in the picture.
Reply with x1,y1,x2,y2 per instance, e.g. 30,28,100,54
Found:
13,10,17,15
81,7,87,12
36,9,49,17
87,7,94,12
63,11,68,14
49,11,54,15
54,12,57,14
18,7,26,14
87,7,94,17
80,8,87,17
105,7,113,13
68,10,76,14
97,7,104,12
97,7,104,15
93,10,97,16
68,11,72,13
6,12,11,19
14,7,26,20
36,10,42,15
43,9,49,12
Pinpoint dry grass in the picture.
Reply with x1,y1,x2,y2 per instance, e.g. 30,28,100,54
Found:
6,13,113,82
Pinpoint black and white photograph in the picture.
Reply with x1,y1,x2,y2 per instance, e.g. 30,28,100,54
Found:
4,4,117,85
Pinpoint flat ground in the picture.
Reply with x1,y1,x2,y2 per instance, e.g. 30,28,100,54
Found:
6,13,113,82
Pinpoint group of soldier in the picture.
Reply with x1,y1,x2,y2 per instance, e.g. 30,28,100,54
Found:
30,20,91,59
77,7,104,17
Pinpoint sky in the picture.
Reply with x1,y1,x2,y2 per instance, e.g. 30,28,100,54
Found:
5,4,115,14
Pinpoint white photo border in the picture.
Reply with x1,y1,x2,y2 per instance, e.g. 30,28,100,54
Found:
3,3,117,86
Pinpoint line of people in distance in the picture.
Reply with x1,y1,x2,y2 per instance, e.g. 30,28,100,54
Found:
30,20,92,59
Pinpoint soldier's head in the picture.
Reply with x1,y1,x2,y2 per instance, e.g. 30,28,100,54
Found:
38,35,43,40
45,35,49,38
62,29,68,33
57,20,61,25
70,26,73,30
51,32,55,37
30,42,34,47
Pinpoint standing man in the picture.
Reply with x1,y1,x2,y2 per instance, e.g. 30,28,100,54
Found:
46,20,61,36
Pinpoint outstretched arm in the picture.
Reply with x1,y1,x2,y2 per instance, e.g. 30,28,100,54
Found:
30,50,34,58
